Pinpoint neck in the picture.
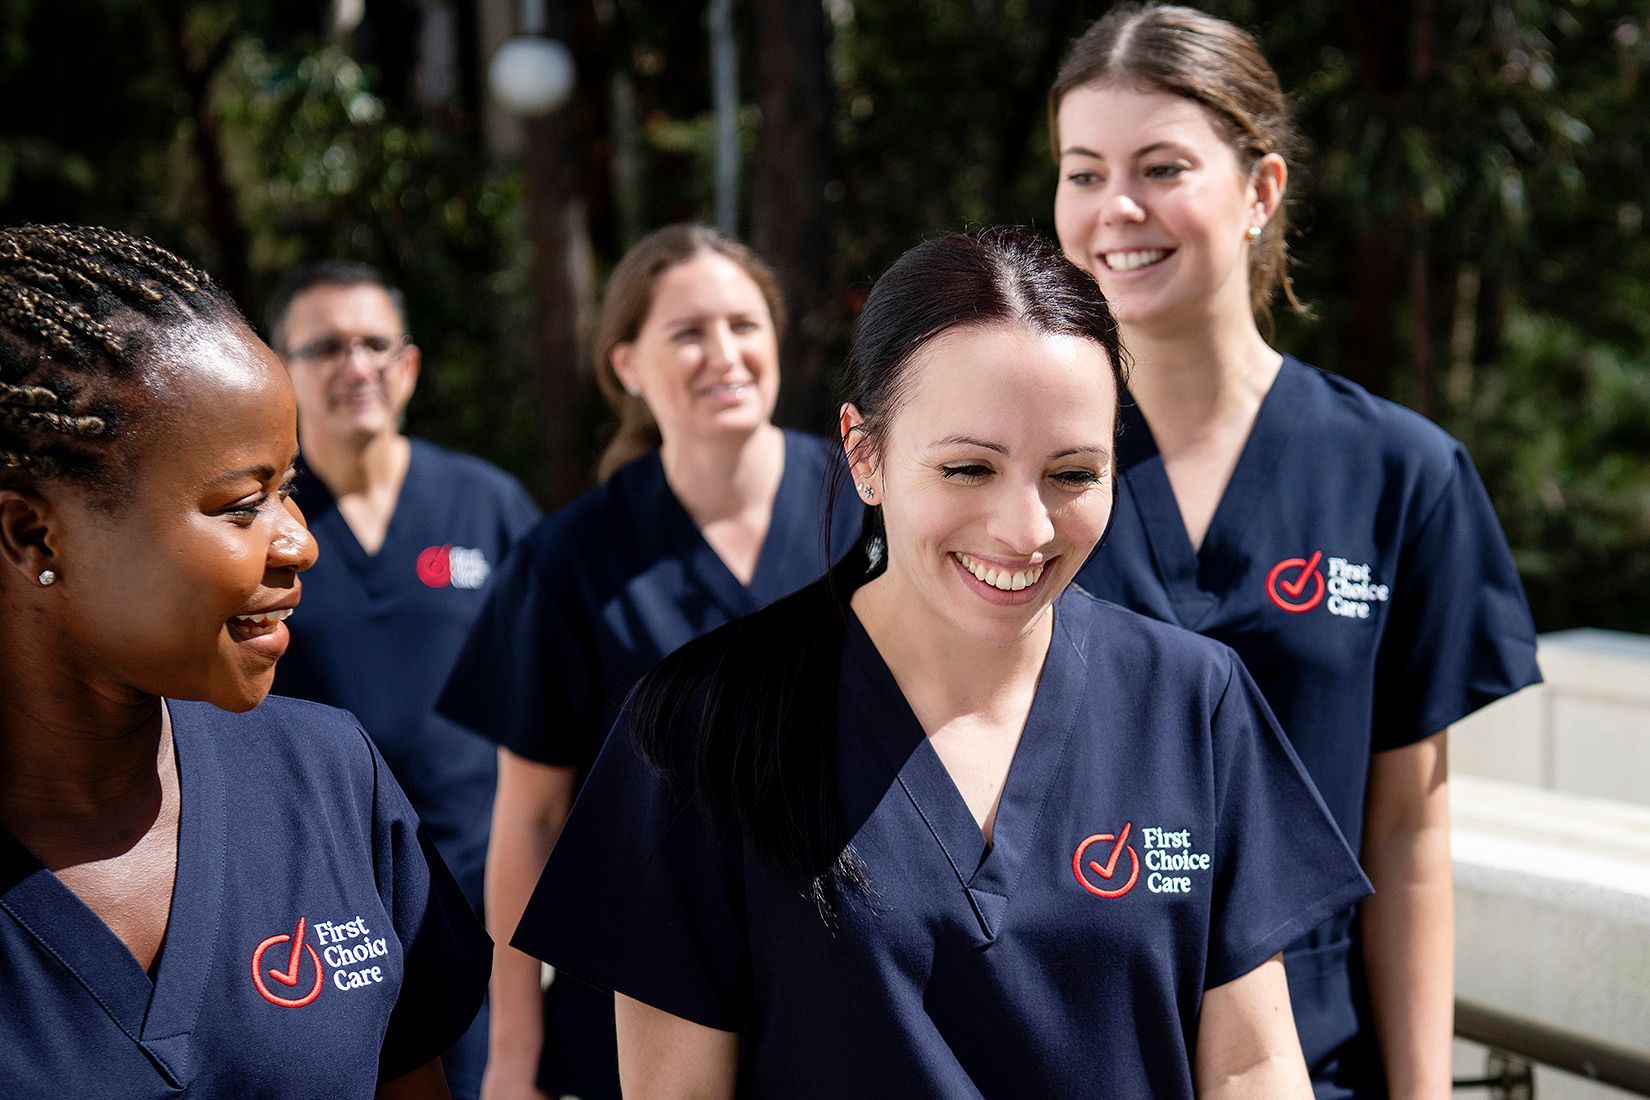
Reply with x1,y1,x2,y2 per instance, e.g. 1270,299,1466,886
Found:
299,426,408,497
852,575,1054,725
0,641,170,844
1122,303,1282,434
660,423,785,523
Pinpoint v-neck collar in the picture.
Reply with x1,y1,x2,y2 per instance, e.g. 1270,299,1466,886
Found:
840,594,1090,940
1117,355,1309,629
300,439,421,572
653,430,809,619
0,700,226,1088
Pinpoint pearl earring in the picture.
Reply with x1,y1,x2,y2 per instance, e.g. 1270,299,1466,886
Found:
37,569,56,587
1246,225,1262,241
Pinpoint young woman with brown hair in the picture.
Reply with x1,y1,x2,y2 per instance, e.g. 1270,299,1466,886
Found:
437,224,861,1100
1049,8,1541,1095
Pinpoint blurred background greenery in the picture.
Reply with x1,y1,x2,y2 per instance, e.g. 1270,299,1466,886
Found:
1,0,1645,631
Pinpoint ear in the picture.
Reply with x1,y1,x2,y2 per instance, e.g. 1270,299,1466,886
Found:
399,342,422,393
839,403,880,499
610,342,641,397
1250,153,1287,229
0,489,58,588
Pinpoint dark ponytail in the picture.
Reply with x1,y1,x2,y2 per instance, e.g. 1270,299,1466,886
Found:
630,227,1126,922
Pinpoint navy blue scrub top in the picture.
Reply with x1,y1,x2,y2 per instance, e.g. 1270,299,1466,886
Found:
437,428,862,1098
1075,355,1542,1094
274,438,539,911
0,697,490,1098
516,587,1370,1098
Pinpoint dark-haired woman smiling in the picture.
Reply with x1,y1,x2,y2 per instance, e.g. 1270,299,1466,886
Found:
0,225,486,1098
512,228,1370,1098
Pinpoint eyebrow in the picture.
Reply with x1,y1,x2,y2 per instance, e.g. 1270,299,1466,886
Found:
205,457,297,488
1060,141,1183,161
932,435,1111,461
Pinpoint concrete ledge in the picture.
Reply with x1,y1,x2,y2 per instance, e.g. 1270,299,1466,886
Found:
1453,776,1650,1097
1454,629,1650,806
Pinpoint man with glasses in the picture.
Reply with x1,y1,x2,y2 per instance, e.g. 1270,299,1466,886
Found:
267,261,539,1100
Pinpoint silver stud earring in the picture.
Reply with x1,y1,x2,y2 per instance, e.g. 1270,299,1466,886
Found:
1246,225,1262,241
37,569,56,587
857,484,875,502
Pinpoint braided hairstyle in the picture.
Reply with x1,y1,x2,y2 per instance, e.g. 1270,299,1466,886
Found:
0,224,244,505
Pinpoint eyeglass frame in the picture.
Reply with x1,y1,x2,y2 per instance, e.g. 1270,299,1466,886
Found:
283,333,412,371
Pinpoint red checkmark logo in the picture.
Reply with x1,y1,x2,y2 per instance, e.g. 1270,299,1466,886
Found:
251,916,325,1008
1073,823,1140,899
1265,551,1325,613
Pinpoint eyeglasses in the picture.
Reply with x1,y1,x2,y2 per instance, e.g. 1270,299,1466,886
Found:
286,334,409,370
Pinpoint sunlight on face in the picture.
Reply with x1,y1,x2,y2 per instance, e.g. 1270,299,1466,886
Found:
855,322,1118,647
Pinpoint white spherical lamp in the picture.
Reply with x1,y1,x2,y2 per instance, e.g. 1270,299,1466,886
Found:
489,37,575,116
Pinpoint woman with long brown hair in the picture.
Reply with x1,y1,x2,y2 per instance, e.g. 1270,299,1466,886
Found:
1049,7,1541,1095
438,224,861,1100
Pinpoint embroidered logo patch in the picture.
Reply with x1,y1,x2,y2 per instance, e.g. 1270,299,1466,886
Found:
251,916,325,1008
250,914,389,1007
1266,551,1389,620
1074,824,1212,899
1265,551,1325,612
415,544,492,589
1073,823,1140,898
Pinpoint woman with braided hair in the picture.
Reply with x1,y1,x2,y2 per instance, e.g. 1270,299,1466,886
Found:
0,224,488,1098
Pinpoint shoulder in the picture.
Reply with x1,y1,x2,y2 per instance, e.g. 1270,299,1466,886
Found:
508,474,630,568
171,695,380,794
409,437,534,502
1060,586,1240,697
782,429,844,469
1288,357,1466,483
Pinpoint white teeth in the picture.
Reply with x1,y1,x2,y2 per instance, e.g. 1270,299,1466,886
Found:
1104,249,1169,271
954,553,1045,593
234,608,293,625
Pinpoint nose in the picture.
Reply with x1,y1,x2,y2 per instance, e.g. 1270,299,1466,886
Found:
1102,190,1147,226
338,341,381,379
985,477,1058,557
270,497,319,574
705,321,738,371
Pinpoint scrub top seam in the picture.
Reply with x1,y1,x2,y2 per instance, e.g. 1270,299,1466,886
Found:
1211,871,1373,989
1385,666,1545,754
0,898,146,1047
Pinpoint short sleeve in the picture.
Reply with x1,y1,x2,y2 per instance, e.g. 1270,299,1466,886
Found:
1205,656,1372,989
511,706,751,1032
1372,445,1542,751
436,523,602,767
365,733,493,1080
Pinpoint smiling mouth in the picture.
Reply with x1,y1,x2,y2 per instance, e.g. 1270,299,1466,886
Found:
229,607,293,639
1103,249,1171,272
702,382,749,398
953,552,1047,592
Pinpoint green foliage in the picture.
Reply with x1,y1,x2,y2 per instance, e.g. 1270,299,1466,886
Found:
1455,311,1650,630
211,41,540,483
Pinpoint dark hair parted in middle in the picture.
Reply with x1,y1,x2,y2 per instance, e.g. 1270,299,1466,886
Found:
628,227,1126,923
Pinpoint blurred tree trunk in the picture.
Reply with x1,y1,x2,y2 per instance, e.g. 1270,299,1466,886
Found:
524,0,604,507
165,12,250,308
750,0,835,432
